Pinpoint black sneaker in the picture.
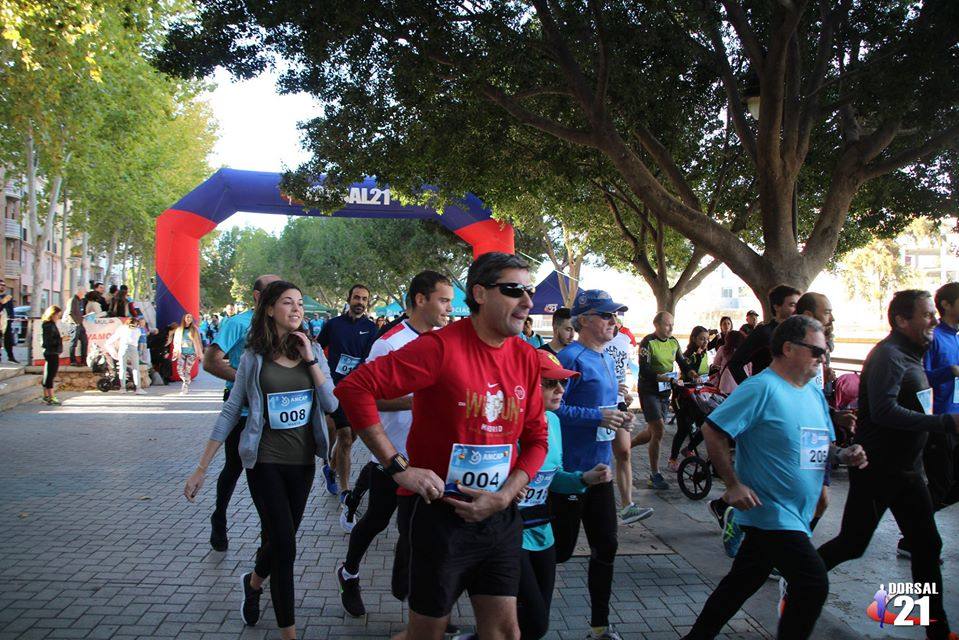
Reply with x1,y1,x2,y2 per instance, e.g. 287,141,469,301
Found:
707,499,727,529
445,623,462,636
337,564,366,617
210,514,228,552
240,572,262,626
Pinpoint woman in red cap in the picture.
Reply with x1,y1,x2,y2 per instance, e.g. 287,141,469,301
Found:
516,350,613,639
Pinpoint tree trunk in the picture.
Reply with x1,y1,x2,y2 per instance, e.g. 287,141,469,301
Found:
652,285,677,316
133,254,143,300
104,234,117,284
81,232,90,289
59,191,69,306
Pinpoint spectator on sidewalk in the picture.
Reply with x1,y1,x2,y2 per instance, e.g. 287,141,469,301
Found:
68,286,88,367
40,305,64,405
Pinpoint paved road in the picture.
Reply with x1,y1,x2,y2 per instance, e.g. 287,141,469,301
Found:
0,369,955,639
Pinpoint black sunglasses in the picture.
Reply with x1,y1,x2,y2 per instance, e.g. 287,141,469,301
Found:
482,282,536,298
790,341,828,359
584,311,616,321
541,378,565,389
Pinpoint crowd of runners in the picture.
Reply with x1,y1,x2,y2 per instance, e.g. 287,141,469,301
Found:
181,252,958,640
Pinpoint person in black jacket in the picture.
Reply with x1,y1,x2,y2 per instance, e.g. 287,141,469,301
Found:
40,305,64,405
0,280,18,363
727,285,801,384
818,290,959,640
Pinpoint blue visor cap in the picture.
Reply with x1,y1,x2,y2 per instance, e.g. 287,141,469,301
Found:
571,289,628,316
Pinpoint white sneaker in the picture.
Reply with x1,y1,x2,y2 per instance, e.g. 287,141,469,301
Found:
340,502,356,533
135,388,147,395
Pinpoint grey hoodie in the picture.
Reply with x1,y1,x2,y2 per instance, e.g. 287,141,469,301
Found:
210,342,337,468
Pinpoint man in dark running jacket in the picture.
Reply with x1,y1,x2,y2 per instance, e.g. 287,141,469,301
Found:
818,290,959,640
727,285,801,384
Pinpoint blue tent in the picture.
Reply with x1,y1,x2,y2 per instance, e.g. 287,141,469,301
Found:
530,271,572,315
375,285,471,318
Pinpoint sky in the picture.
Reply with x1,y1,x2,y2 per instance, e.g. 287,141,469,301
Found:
204,68,319,235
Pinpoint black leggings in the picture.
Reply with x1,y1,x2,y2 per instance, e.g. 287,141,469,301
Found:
550,481,617,627
818,468,950,639
683,527,828,640
42,354,59,389
246,462,315,629
517,546,556,639
670,409,704,459
344,462,405,575
212,405,245,529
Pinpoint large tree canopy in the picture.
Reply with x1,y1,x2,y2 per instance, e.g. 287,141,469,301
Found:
160,0,959,314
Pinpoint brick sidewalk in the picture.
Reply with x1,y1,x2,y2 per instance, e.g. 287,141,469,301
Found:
0,369,879,639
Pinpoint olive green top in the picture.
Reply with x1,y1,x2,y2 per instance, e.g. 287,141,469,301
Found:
258,358,316,465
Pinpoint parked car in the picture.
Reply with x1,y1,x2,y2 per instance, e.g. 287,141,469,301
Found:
11,306,28,343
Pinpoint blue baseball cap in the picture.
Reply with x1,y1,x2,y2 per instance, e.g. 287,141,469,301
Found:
571,289,628,316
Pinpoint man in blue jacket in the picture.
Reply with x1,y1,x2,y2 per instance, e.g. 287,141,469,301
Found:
900,282,959,559
551,289,647,640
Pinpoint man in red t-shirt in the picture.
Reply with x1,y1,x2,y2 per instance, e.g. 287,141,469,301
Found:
335,252,548,640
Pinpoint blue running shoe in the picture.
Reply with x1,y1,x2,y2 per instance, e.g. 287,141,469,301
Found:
722,507,744,558
322,463,339,496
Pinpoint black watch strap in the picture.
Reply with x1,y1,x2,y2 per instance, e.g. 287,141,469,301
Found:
304,358,318,367
385,453,409,476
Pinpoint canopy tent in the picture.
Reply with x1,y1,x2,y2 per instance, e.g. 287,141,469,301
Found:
302,295,333,314
375,285,470,318
530,271,572,315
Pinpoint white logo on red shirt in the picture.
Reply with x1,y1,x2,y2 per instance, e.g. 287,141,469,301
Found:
485,390,504,422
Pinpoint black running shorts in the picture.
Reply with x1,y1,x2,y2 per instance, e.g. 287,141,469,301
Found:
401,495,523,618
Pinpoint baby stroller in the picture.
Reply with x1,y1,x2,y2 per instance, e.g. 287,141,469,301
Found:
96,351,137,393
673,384,729,500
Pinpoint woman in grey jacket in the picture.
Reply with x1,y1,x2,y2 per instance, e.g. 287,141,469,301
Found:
184,281,337,640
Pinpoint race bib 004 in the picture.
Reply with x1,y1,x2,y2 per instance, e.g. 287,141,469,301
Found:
800,428,830,470
518,468,557,508
267,389,313,430
335,354,361,376
446,443,512,492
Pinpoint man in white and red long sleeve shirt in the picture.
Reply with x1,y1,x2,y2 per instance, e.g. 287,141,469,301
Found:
335,252,548,640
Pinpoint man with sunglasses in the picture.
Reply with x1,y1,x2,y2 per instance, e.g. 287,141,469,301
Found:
818,290,959,640
551,289,640,640
682,315,867,640
334,252,547,640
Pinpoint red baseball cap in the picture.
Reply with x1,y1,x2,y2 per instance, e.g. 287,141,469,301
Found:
538,349,580,380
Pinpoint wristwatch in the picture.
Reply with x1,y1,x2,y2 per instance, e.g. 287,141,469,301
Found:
304,358,318,367
384,453,410,476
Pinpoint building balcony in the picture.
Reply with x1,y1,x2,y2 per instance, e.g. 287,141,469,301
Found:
3,181,23,199
4,219,22,239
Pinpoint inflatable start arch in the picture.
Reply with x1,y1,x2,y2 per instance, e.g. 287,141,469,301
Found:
155,168,515,328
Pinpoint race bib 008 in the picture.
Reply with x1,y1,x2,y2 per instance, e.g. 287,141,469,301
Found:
267,390,313,430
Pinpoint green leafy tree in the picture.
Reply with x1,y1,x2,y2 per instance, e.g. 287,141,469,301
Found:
160,0,959,317
841,238,919,319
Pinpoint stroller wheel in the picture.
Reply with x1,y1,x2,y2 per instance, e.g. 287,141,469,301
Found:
678,456,712,500
96,377,113,393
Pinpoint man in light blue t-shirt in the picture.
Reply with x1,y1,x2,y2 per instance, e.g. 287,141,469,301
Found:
203,274,279,552
682,315,867,640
